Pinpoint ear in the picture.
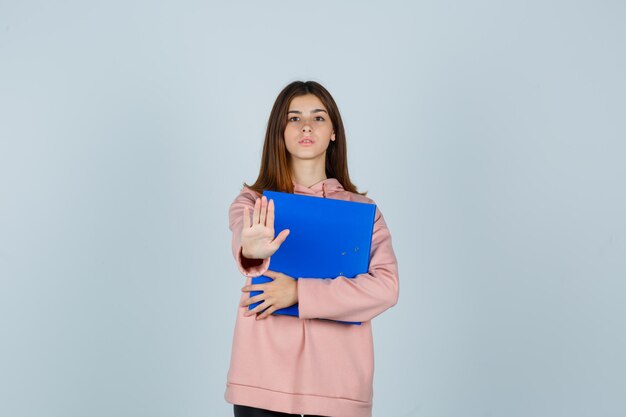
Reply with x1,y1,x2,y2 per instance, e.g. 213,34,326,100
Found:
331,132,335,141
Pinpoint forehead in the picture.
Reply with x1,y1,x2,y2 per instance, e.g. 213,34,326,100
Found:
288,94,327,111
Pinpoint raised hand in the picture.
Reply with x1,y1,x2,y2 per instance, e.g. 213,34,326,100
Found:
241,195,290,260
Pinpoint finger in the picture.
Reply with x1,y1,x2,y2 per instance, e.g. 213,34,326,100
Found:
244,301,269,316
259,196,268,225
252,197,260,224
263,270,286,281
272,229,290,247
241,284,267,292
240,293,265,307
242,206,250,229
257,305,277,320
261,270,280,280
266,199,275,229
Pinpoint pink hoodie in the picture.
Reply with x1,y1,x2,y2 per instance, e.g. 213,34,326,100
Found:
225,178,399,417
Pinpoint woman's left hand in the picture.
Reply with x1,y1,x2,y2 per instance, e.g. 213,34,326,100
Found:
240,270,298,320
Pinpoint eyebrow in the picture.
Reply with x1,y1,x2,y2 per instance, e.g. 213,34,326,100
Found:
287,109,328,114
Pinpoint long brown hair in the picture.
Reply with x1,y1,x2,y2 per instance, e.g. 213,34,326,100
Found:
243,80,366,196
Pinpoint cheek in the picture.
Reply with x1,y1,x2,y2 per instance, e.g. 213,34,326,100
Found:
319,123,333,135
284,125,299,139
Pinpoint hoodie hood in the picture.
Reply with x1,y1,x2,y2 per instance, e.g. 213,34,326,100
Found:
293,178,345,198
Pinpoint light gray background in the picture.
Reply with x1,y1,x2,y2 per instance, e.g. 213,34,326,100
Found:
1,1,625,416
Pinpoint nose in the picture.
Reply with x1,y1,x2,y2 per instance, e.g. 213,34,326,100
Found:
301,123,312,133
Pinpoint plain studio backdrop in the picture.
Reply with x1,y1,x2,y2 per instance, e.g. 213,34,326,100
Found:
1,1,625,416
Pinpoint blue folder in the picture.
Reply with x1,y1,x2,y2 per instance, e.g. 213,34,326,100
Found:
248,190,376,325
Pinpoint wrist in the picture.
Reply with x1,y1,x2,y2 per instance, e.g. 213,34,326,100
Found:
241,247,254,259
293,278,299,304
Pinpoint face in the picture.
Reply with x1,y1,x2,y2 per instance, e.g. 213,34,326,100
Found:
283,94,335,163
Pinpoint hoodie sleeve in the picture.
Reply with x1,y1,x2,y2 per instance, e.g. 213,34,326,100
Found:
296,205,399,322
228,190,271,277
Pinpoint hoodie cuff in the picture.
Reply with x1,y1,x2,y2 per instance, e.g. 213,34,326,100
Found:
236,246,270,277
296,276,329,319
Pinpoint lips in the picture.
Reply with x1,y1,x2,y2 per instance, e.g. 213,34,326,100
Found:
299,137,315,144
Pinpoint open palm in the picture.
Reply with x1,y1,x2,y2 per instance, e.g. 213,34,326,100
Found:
241,195,290,259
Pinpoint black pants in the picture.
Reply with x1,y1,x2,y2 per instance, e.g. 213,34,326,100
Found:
233,404,327,417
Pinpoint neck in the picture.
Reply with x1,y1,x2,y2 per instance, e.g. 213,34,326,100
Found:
290,157,327,188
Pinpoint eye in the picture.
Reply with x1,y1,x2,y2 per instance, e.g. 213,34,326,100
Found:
315,116,325,121
288,116,299,122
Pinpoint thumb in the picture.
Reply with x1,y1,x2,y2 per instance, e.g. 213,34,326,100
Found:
273,229,290,247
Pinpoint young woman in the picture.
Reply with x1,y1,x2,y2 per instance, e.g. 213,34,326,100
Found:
225,81,399,417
